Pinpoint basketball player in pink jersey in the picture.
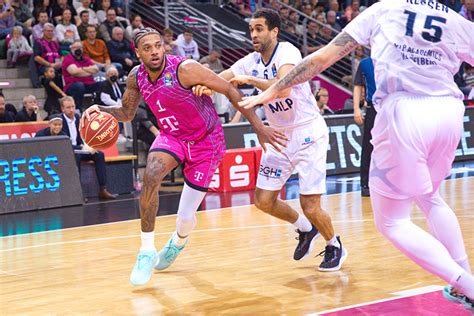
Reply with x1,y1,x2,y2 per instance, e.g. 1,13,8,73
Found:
82,27,287,286
240,0,474,311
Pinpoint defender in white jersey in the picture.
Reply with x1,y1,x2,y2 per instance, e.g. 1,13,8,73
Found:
196,9,347,271
239,0,474,310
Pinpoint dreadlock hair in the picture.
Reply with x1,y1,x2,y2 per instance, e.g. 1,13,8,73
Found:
134,27,162,48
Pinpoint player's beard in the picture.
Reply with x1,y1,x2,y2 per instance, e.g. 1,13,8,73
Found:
146,55,165,72
257,37,272,54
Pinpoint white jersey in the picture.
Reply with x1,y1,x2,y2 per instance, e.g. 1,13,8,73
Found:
231,42,319,129
344,0,474,107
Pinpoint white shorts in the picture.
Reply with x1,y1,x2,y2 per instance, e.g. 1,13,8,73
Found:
369,93,465,200
257,117,329,195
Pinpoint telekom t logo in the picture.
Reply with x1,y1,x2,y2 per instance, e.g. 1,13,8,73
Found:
159,116,179,132
230,155,249,188
194,171,204,182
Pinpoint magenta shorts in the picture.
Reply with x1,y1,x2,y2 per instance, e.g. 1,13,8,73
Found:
150,124,226,191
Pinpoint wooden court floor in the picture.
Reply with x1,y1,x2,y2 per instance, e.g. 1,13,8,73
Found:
0,177,473,315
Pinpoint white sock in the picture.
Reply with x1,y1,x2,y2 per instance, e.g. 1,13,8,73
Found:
293,214,312,232
140,231,155,251
453,271,474,300
327,235,341,249
172,232,188,247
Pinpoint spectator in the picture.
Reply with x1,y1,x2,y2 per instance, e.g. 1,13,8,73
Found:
0,95,14,123
6,26,32,68
107,26,138,73
32,0,53,25
82,25,122,75
326,10,342,32
52,0,79,25
42,66,66,116
7,25,33,68
55,8,80,55
281,22,299,48
59,96,117,200
299,3,315,23
315,12,326,25
62,40,100,110
199,48,224,74
96,0,111,24
98,7,130,42
342,0,360,25
33,23,62,76
32,10,49,42
279,7,290,22
315,88,334,115
77,10,91,40
301,20,320,54
229,0,252,17
175,28,199,60
76,0,98,25
132,102,159,152
288,10,303,35
162,28,179,55
125,13,143,39
10,0,33,35
97,65,123,107
15,95,42,122
316,24,335,48
0,0,15,39
459,0,473,21
35,114,66,136
462,64,474,96
328,0,343,20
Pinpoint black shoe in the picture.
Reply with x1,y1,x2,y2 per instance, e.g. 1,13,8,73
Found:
361,186,370,197
318,236,347,271
293,225,320,260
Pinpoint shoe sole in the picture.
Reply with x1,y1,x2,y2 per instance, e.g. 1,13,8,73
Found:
318,247,348,272
295,232,321,261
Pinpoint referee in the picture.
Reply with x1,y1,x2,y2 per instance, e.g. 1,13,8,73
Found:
353,56,376,197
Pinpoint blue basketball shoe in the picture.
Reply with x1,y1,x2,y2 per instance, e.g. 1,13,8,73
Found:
155,233,187,271
130,250,158,286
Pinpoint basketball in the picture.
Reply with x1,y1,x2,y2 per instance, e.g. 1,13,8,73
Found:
80,111,119,150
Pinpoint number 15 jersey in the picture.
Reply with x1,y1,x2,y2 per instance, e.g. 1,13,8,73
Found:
344,0,474,107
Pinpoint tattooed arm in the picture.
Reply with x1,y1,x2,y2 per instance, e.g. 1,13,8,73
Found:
179,60,288,151
82,66,142,124
239,32,359,109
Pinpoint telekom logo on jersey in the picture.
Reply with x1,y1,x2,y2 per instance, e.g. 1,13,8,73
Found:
156,100,180,132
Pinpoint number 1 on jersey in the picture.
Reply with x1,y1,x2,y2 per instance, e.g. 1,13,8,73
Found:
403,10,447,43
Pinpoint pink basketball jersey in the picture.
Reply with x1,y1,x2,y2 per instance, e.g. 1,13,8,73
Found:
136,55,220,141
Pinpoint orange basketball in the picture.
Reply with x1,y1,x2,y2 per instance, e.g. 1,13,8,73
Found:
80,111,119,150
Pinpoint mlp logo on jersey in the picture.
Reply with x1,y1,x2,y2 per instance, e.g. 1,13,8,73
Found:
164,73,173,86
251,69,259,77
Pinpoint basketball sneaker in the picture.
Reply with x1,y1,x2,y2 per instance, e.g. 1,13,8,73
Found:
293,225,320,260
443,285,474,311
155,233,187,271
318,236,348,271
130,250,158,286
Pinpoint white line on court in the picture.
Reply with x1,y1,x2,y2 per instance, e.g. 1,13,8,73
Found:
314,285,444,315
1,214,472,254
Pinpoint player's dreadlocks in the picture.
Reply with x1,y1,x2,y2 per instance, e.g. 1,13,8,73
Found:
134,27,161,48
